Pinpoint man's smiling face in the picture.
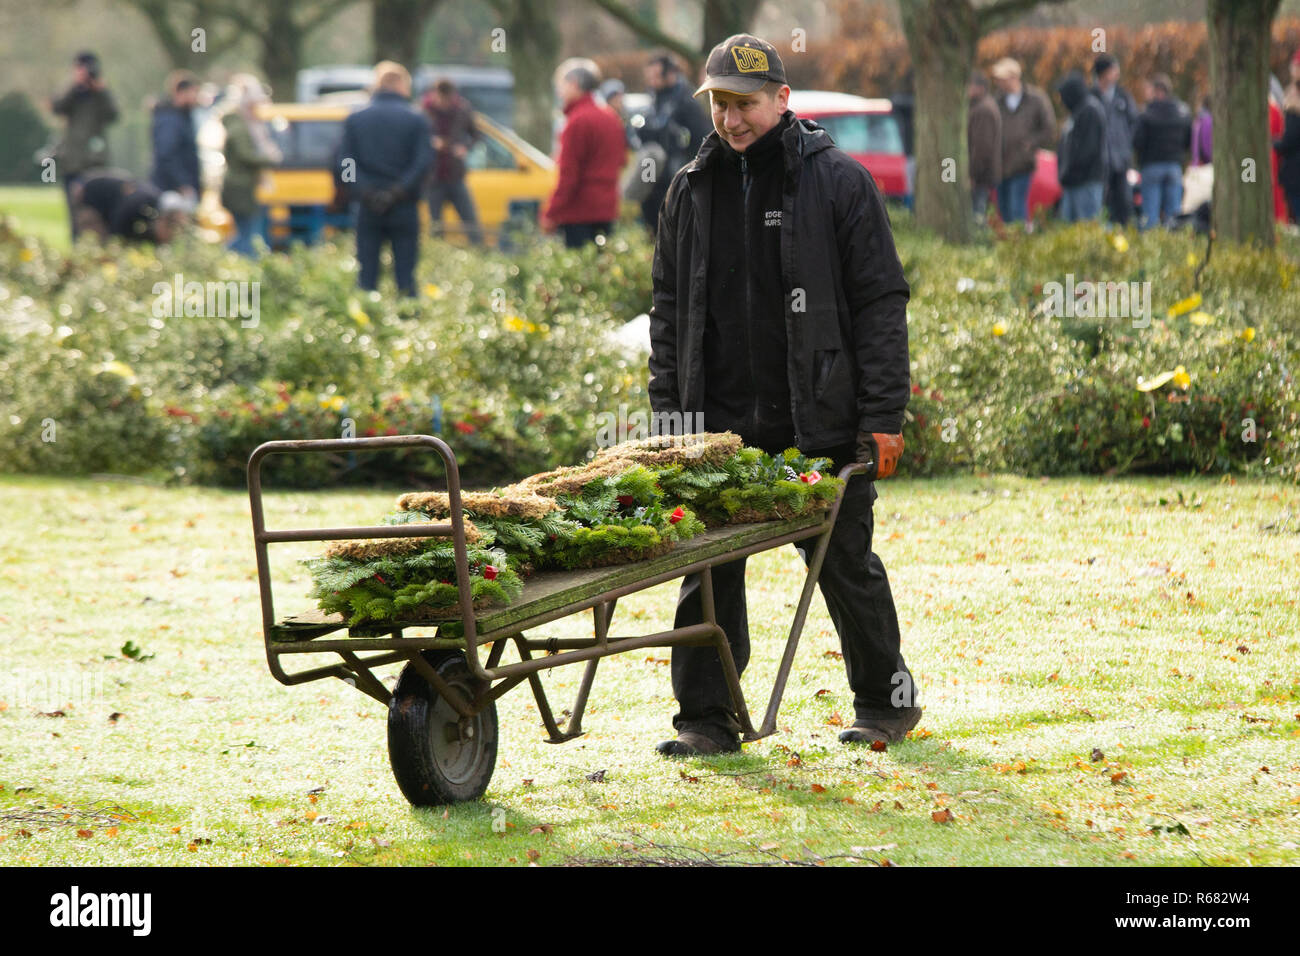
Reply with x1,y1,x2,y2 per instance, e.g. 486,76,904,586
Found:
709,85,789,152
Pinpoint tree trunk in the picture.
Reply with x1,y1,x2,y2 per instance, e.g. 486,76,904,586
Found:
899,0,978,243
1208,0,1281,247
496,0,559,151
261,3,303,103
701,0,762,51
372,0,442,72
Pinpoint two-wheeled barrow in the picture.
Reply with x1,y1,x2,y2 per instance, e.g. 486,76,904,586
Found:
248,435,868,805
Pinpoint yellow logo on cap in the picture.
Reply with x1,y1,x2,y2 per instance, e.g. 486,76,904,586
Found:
731,46,769,73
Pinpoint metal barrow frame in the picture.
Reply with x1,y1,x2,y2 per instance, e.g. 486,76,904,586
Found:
248,434,867,801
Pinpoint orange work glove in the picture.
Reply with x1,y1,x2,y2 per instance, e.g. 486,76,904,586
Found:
856,432,904,480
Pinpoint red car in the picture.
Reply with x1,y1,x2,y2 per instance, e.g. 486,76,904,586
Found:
788,91,909,199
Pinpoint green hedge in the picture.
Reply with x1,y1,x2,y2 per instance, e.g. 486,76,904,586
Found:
0,214,1296,486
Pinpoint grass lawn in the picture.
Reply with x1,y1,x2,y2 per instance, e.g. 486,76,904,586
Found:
1,472,1297,867
0,185,68,251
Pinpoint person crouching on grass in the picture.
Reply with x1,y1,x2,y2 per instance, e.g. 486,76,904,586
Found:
647,34,920,756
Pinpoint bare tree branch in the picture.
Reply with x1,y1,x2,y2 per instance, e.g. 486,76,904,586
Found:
584,0,700,64
975,0,1070,32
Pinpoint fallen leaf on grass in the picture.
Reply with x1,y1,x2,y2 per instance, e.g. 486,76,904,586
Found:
529,825,553,835
810,784,827,794
1090,748,1104,762
870,740,887,752
1111,771,1128,784
76,829,93,838
526,848,540,862
38,710,66,718
585,770,607,783
931,809,955,823
826,712,845,727
823,650,843,660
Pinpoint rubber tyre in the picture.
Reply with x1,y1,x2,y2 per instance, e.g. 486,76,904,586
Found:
388,651,497,805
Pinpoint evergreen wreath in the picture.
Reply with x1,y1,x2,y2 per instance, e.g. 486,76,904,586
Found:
301,433,844,626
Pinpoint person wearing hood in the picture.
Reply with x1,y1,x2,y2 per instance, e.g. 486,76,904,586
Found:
150,71,201,201
648,35,918,757
1055,70,1108,222
1133,74,1191,230
1091,54,1138,226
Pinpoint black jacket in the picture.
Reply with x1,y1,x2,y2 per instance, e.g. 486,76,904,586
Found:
149,102,199,193
649,115,911,448
335,90,433,201
1275,107,1300,196
1056,73,1107,186
642,79,712,176
1133,97,1191,167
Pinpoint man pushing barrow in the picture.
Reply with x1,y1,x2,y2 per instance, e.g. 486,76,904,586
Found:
648,33,919,756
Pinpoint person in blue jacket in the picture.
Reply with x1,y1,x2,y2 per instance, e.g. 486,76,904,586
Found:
335,62,433,296
149,71,200,201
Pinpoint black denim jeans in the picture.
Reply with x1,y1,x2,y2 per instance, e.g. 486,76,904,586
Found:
669,442,914,745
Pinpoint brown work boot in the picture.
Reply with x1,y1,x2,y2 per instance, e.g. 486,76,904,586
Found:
838,706,923,746
656,730,741,757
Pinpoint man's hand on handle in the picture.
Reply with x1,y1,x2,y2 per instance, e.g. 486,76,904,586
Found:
856,432,904,481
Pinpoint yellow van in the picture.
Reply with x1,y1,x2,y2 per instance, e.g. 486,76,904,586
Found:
200,101,557,247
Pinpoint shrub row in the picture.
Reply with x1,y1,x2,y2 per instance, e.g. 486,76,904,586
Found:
1,212,1296,486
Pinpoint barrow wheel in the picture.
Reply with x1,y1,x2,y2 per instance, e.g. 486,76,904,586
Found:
388,651,497,806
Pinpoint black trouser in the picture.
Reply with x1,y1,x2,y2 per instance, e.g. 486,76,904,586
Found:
669,442,914,745
356,200,419,296
561,221,612,249
1103,166,1132,226
64,172,85,241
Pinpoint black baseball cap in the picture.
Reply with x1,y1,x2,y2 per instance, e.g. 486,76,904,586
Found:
694,34,787,97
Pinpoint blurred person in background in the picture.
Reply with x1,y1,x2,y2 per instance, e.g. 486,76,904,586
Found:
1133,73,1190,230
637,52,711,231
150,70,201,204
336,61,432,296
967,70,1001,223
599,78,638,148
421,78,484,246
50,51,119,240
991,57,1055,225
1091,54,1138,226
71,169,187,244
1055,70,1107,223
1191,94,1213,166
220,74,281,257
1275,51,1300,223
542,58,626,249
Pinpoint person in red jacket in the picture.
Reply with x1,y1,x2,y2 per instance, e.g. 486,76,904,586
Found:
542,58,627,248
